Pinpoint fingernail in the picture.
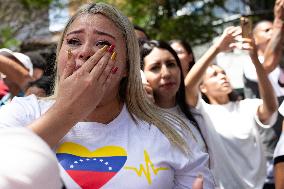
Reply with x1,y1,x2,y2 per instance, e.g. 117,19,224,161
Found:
108,44,115,53
67,49,72,60
101,45,108,51
111,67,118,74
111,52,117,60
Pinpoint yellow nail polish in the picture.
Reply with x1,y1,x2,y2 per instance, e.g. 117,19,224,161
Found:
101,45,108,51
111,51,117,60
67,49,72,60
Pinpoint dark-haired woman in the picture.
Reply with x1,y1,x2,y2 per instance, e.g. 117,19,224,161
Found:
169,40,195,77
140,40,213,184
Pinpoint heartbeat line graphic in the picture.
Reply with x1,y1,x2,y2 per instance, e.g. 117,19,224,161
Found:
124,150,169,184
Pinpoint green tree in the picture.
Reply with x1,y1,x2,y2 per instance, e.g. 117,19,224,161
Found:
99,0,274,45
0,0,58,49
102,0,227,45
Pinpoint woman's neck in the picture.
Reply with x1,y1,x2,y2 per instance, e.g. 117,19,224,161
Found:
257,45,266,56
155,96,176,109
208,95,229,105
84,98,123,124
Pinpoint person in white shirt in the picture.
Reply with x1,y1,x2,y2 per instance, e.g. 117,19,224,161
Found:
0,3,214,189
184,26,278,189
140,40,208,155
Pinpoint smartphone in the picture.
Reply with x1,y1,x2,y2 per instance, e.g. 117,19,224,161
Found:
240,16,252,38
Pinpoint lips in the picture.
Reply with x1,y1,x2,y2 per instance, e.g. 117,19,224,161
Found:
221,81,230,86
221,81,232,90
160,82,176,89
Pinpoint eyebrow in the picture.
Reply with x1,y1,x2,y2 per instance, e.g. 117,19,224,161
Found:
94,29,116,40
66,29,116,40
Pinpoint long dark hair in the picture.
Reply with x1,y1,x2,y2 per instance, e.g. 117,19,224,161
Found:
169,39,196,72
140,40,199,128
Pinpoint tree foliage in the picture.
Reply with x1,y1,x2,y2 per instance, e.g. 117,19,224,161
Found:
99,0,274,45
105,0,227,45
0,0,275,49
0,0,58,49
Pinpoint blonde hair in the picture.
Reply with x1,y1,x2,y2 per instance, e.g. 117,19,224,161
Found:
51,3,194,155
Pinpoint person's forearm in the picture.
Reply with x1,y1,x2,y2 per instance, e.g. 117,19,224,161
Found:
0,55,32,89
184,44,220,106
252,55,278,122
275,162,284,189
263,18,284,73
28,103,79,148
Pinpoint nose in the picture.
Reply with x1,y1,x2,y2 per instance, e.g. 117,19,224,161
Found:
161,64,171,79
74,43,96,70
218,72,227,81
78,43,96,62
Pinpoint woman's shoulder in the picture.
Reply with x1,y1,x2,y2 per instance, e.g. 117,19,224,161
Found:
238,98,262,109
0,95,54,128
11,94,53,112
0,95,39,113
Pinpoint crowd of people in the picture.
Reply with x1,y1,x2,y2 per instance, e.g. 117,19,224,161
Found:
0,0,284,189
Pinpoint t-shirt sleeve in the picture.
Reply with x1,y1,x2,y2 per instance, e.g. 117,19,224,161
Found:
279,101,284,117
254,110,278,129
274,132,284,165
173,134,215,189
0,95,40,128
242,98,277,129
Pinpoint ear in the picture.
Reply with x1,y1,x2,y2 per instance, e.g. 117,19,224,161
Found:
199,84,207,94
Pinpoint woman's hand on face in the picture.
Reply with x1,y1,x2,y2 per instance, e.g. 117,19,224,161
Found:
55,45,117,121
216,26,241,52
143,82,155,104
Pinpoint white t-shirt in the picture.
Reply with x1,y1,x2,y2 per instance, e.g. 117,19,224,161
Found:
166,106,220,187
278,100,284,116
0,95,215,189
193,96,277,189
166,106,207,153
0,128,62,189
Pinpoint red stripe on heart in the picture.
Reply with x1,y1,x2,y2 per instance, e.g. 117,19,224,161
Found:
67,170,116,189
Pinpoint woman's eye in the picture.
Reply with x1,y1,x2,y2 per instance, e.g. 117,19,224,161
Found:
167,61,177,68
95,40,111,48
149,65,160,72
67,38,81,46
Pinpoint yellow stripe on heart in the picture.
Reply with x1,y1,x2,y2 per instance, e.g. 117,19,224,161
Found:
56,142,127,157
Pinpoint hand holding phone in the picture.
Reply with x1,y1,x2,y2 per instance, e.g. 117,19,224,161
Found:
240,16,252,38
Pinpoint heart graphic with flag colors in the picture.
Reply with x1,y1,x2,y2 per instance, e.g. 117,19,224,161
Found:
56,142,127,189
